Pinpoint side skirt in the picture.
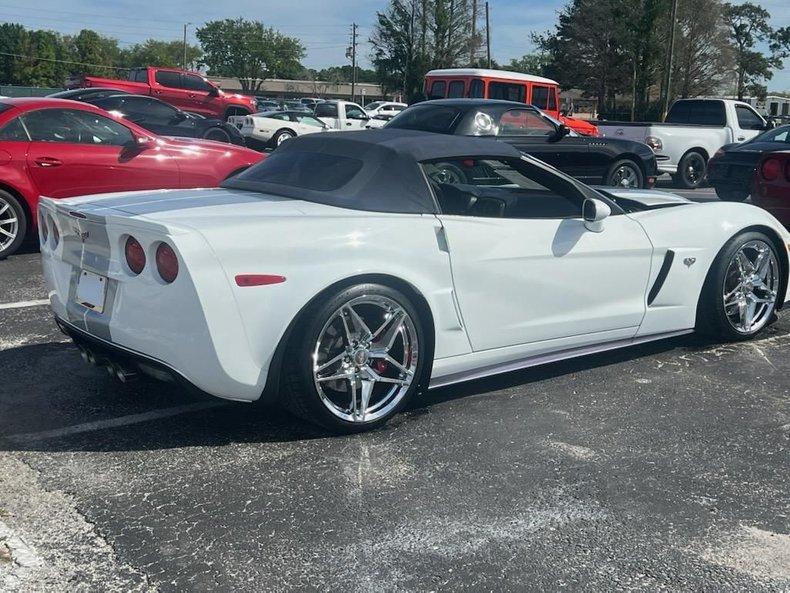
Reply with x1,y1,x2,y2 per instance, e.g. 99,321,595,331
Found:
428,328,693,389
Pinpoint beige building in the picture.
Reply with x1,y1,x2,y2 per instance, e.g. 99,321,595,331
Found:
208,76,385,102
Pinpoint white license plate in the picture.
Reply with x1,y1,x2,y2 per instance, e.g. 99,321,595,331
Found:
75,270,107,313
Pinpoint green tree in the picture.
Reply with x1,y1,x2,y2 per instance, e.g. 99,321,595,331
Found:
121,39,202,70
722,2,777,99
370,0,423,97
66,29,123,76
534,0,632,115
196,19,305,92
672,0,732,99
505,53,549,75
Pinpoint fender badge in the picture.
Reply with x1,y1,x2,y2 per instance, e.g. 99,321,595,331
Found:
683,257,696,267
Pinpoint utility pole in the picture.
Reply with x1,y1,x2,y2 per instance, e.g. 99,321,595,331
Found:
660,0,678,120
470,0,478,64
485,2,491,69
182,23,192,70
349,23,358,103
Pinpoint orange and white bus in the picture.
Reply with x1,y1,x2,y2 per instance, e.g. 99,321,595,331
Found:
423,68,599,136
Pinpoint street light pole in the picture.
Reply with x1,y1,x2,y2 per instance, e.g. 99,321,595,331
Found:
485,2,491,69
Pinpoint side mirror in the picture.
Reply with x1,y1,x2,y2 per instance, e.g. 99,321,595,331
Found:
172,111,187,122
583,198,611,232
551,124,571,142
207,86,220,97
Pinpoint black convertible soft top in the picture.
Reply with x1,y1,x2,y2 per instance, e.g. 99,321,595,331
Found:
221,129,523,214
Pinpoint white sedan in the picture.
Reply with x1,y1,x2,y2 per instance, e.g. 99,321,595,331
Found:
40,130,790,432
227,110,328,150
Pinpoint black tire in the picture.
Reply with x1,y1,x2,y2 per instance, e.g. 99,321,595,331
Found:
605,159,644,189
0,190,27,260
280,283,428,433
715,186,749,202
203,127,232,143
269,129,296,148
674,151,707,189
696,231,781,341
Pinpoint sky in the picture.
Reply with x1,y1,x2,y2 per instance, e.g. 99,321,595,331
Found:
1,0,788,91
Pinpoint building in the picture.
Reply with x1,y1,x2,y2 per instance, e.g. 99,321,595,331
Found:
207,77,385,104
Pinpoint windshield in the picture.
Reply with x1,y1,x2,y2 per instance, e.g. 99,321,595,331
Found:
365,101,384,111
751,125,790,143
385,105,462,134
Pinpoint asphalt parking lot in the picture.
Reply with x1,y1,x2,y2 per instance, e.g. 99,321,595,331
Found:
1,186,788,592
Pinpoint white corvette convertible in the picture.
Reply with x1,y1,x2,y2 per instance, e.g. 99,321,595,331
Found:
227,110,329,150
40,130,790,432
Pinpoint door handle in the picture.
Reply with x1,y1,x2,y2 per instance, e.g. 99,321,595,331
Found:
34,157,62,168
737,136,745,141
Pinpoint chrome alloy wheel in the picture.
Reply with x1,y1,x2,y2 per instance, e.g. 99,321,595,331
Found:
683,153,705,186
276,131,293,145
312,295,419,423
611,165,639,188
0,196,19,252
723,240,779,334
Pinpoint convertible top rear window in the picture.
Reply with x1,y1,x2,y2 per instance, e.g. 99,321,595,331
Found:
231,151,362,192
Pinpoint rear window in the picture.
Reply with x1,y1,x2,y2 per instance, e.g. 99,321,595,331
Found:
314,103,338,118
232,151,362,192
666,100,726,126
385,105,462,134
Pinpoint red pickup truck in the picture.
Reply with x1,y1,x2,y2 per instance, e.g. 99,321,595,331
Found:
69,67,256,120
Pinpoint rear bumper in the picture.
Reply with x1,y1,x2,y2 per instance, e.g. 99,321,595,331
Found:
56,315,204,392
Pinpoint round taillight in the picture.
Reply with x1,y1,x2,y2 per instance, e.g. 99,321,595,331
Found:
155,243,178,284
761,158,781,181
50,215,60,247
40,211,49,242
125,236,146,275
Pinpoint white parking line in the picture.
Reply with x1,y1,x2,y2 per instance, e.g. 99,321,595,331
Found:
0,299,50,311
5,401,227,444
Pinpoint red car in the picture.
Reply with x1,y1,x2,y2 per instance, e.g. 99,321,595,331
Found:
753,150,790,226
0,98,264,258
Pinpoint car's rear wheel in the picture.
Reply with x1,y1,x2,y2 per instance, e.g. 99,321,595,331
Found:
0,190,26,260
605,159,644,189
697,231,781,340
270,129,296,148
281,283,426,432
203,127,232,143
715,186,749,202
674,151,707,189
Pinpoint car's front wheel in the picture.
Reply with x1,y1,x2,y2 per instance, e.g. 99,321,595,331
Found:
697,231,781,340
281,283,427,432
605,159,644,188
674,151,707,189
0,190,26,260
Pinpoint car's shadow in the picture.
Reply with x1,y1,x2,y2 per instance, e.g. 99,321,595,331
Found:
0,333,716,454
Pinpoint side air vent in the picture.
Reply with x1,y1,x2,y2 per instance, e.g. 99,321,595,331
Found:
647,250,675,306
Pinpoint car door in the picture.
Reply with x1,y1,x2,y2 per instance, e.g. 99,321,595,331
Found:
151,70,191,113
22,108,181,198
181,73,218,117
427,156,653,352
344,104,370,129
497,108,592,179
734,104,768,143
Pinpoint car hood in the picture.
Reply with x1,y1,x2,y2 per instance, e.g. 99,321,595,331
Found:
158,136,257,155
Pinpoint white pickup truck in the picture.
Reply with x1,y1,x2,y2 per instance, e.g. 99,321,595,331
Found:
596,99,770,188
314,100,371,130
